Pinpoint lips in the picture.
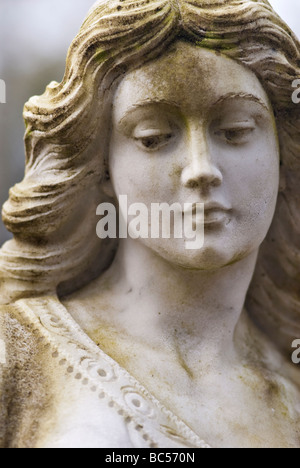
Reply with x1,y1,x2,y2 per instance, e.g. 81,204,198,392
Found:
203,208,229,225
183,202,231,226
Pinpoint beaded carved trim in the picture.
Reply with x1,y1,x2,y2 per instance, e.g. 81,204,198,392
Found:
16,296,211,449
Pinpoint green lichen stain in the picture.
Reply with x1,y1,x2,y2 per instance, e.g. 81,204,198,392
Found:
95,49,111,63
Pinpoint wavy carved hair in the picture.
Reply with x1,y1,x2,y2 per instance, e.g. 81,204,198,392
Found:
0,0,299,356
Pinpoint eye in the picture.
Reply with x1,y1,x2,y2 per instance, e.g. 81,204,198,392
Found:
135,133,173,151
215,125,255,146
133,119,174,152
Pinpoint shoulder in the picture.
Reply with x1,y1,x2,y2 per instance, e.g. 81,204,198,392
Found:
0,303,37,363
0,304,29,447
0,302,53,448
0,301,45,393
0,304,26,370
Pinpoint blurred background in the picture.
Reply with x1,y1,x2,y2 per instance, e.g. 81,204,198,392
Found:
0,0,299,245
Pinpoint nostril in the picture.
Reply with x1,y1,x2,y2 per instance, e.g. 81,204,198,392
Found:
183,171,223,189
186,179,200,189
208,173,223,188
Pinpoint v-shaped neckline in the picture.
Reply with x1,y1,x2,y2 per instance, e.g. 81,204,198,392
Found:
16,295,211,449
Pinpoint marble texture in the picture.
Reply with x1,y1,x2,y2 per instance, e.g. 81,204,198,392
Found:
0,0,299,448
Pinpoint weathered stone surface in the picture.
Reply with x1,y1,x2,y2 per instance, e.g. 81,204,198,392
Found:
0,0,299,448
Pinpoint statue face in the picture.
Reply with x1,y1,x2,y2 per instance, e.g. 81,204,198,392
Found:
109,41,280,270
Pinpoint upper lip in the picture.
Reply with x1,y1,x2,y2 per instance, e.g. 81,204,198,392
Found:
184,202,231,215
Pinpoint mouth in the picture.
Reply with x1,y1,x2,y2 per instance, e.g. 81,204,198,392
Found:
183,202,231,226
203,209,229,225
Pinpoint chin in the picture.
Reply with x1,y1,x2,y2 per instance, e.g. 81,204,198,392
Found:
178,249,236,271
153,239,242,271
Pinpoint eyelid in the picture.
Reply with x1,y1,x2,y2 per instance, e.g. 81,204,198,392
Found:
218,120,256,130
133,128,172,139
133,120,173,139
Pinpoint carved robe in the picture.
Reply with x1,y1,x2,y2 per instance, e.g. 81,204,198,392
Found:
0,297,209,448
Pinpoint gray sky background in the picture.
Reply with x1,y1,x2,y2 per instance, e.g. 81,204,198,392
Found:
0,0,299,244
270,0,300,36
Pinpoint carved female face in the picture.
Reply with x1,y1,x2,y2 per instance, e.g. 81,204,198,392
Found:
108,41,280,270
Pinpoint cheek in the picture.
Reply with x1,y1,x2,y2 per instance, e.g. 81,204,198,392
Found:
109,145,157,203
227,138,278,198
226,142,279,234
109,140,177,204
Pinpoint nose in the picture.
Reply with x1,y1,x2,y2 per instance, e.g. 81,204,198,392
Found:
181,122,223,189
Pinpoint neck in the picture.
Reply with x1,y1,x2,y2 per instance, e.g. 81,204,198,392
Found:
106,238,258,365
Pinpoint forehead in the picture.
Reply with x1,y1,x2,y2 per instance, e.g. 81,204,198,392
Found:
113,41,271,119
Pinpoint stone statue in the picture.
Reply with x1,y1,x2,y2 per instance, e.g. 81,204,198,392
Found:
0,0,299,448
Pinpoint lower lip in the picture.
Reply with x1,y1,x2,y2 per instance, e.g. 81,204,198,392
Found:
184,210,229,226
204,211,229,225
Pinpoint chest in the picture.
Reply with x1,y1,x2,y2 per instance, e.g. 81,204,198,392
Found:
90,333,300,448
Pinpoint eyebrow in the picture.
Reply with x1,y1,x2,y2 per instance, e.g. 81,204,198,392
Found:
117,99,181,124
117,93,270,127
213,92,270,112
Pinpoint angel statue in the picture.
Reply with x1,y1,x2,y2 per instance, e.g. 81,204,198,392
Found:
0,0,299,448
